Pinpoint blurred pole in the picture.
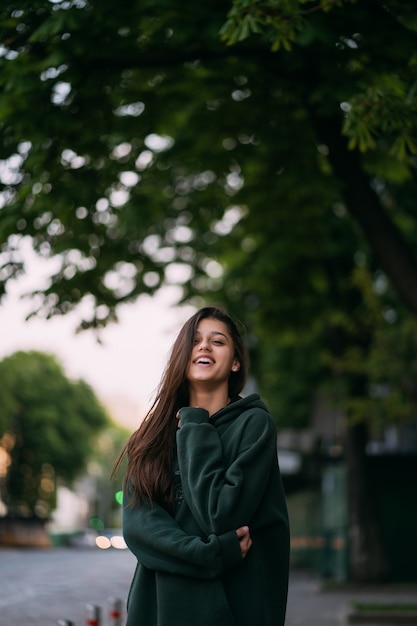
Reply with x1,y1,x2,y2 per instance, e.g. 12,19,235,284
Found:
86,604,101,626
108,596,122,626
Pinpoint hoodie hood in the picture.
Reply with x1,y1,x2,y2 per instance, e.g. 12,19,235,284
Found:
210,393,269,426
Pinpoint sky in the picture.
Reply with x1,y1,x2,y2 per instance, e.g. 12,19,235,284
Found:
0,243,196,429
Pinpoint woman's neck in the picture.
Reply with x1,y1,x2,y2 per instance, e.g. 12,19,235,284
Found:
188,386,229,417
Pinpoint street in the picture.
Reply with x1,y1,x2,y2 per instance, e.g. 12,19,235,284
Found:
0,547,135,625
0,547,416,625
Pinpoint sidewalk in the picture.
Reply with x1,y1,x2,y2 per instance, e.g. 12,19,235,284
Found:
286,569,417,626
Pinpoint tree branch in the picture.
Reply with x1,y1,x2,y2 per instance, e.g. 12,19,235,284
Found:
315,115,417,315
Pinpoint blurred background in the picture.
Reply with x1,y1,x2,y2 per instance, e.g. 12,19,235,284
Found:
1,0,417,592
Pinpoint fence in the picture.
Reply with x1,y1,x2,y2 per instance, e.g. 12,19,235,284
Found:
57,596,123,626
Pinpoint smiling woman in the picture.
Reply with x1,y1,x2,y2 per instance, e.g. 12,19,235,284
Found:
116,305,290,626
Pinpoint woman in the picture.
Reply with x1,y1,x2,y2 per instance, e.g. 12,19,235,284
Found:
119,306,290,626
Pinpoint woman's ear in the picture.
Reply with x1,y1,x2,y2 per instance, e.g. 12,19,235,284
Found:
231,360,240,372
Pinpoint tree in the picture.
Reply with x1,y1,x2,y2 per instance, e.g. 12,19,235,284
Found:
1,0,417,580
0,351,110,518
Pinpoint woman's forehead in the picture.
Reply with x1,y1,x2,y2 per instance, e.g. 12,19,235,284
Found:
195,318,231,337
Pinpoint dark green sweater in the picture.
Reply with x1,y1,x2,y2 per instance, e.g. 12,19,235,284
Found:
123,393,290,626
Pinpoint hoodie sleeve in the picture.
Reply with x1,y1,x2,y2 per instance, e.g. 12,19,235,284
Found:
176,405,278,536
122,492,243,578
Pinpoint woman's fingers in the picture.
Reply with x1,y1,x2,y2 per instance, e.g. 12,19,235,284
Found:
236,525,252,558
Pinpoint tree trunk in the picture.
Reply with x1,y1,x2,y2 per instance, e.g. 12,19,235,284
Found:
345,421,388,582
314,115,406,582
313,115,417,317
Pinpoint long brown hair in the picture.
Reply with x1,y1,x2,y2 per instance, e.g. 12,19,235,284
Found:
115,306,248,511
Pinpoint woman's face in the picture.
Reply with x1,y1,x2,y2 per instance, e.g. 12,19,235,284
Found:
186,318,240,388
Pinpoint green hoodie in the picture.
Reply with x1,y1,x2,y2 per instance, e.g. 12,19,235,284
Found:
123,393,290,626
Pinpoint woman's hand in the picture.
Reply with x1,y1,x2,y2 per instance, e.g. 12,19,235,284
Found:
235,525,252,558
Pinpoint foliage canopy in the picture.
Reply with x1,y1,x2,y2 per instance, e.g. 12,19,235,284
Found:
1,1,417,321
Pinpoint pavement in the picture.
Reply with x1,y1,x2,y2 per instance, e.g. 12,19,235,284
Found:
0,547,416,625
286,571,417,626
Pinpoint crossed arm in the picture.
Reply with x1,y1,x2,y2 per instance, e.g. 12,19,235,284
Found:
123,493,251,579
